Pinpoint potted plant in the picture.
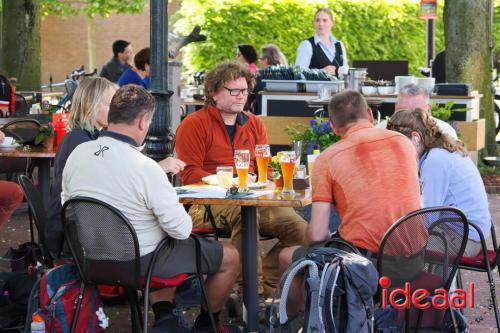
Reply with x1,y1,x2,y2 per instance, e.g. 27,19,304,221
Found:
285,117,340,162
35,123,55,149
268,155,283,188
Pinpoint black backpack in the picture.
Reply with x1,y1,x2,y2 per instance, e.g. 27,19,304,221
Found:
0,74,13,117
270,247,379,333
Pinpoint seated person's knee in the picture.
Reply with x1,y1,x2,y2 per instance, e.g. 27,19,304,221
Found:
221,242,240,268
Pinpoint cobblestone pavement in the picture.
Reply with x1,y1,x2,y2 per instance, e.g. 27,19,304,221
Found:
2,195,500,332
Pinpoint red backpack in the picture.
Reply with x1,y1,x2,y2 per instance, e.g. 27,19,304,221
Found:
30,264,106,333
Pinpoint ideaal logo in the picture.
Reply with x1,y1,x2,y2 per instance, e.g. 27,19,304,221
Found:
379,276,475,309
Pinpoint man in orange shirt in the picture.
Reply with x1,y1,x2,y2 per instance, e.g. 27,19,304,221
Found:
175,62,307,314
279,90,421,312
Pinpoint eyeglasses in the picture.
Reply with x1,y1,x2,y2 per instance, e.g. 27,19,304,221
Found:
223,87,249,96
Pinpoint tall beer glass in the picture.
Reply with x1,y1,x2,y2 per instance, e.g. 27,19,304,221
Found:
234,149,250,192
279,151,296,195
255,144,271,184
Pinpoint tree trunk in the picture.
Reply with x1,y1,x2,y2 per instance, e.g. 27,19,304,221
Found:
86,16,96,72
444,0,496,156
0,0,41,91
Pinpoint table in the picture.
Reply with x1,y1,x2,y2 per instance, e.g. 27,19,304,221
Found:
261,91,481,121
0,146,55,208
179,184,311,333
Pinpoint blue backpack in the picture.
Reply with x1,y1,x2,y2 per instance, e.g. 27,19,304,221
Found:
270,247,379,333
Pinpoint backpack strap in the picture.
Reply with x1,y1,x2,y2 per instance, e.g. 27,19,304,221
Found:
318,260,341,330
278,259,320,329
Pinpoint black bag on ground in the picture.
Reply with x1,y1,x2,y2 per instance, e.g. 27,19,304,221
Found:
0,271,38,329
270,247,379,333
1,241,42,272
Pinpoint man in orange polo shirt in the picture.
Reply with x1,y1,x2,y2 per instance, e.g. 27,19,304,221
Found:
279,90,421,312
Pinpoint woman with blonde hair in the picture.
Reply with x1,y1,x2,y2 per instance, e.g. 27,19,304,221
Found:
47,77,118,257
48,78,185,257
387,108,491,256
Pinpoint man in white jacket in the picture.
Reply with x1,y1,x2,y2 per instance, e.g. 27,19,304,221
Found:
62,85,240,333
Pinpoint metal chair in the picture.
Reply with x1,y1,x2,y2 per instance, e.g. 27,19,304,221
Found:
17,175,53,268
62,196,216,333
456,222,500,331
377,206,469,333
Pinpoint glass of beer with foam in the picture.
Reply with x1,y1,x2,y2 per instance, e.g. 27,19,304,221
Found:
255,144,271,184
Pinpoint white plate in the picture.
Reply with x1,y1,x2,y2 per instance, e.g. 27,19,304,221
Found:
0,143,19,149
247,182,269,189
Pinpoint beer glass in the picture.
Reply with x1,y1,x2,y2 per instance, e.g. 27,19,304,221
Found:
279,151,296,195
255,144,271,184
234,149,250,191
216,166,233,189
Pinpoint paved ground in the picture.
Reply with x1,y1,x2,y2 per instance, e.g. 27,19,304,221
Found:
2,195,500,332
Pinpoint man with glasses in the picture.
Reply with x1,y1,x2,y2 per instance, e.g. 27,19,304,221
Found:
175,62,307,319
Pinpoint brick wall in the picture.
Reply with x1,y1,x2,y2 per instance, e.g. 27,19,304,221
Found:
41,1,180,85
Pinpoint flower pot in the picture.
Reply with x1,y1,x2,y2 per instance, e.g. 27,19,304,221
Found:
42,136,54,150
274,176,283,189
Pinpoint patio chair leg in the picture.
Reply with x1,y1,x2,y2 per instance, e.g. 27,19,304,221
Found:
126,288,142,333
456,270,465,315
414,308,423,333
405,308,410,333
485,266,500,332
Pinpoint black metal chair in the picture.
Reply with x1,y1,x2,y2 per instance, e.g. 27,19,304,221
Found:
456,222,500,331
377,206,469,333
62,196,216,333
13,93,29,117
17,175,53,267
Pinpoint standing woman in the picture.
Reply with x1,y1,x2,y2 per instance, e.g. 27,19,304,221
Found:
387,108,491,256
236,44,258,74
295,8,349,78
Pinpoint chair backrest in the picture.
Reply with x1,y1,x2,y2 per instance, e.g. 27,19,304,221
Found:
13,93,29,117
378,206,468,292
1,119,40,144
17,175,53,267
61,197,141,289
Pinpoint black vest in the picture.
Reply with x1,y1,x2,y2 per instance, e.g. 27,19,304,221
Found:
308,37,343,76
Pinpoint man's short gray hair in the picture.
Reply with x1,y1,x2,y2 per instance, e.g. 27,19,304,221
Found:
399,83,429,99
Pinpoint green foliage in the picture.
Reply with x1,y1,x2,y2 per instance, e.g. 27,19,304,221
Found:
173,0,445,75
40,0,146,17
431,101,469,121
285,117,340,162
34,123,54,145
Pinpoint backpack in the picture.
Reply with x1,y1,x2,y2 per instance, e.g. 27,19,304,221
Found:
0,74,14,117
270,247,379,333
28,264,107,333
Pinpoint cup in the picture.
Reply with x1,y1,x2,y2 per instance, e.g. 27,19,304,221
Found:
318,85,331,100
2,136,14,146
292,140,303,166
307,154,319,181
279,151,296,195
234,149,250,191
295,165,306,179
216,166,233,189
255,144,271,184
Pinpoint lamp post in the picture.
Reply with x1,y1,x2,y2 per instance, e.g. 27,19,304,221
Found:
146,0,172,160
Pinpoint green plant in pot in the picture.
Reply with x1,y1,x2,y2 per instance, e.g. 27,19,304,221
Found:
34,123,54,146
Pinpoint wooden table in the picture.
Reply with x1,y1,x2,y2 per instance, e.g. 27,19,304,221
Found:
179,184,311,333
0,146,56,208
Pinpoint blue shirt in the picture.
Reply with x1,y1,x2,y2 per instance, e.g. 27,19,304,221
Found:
419,148,491,241
117,68,149,89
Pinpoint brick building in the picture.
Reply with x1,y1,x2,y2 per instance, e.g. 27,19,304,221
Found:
41,2,180,84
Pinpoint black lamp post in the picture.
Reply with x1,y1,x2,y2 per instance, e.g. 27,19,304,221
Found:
146,0,172,160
